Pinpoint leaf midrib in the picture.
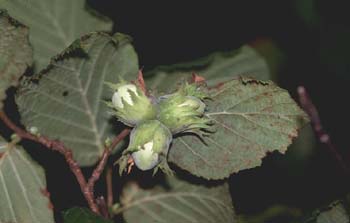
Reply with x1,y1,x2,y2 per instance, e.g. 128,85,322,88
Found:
37,0,70,46
67,38,109,153
27,39,107,155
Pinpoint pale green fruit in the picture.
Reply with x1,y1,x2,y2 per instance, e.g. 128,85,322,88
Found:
158,94,211,134
131,140,159,170
106,83,157,126
123,120,172,172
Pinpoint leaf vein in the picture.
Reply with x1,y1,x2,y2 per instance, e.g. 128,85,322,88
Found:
42,75,80,93
205,137,232,154
0,168,17,222
153,199,197,222
178,138,212,167
210,118,265,152
8,154,38,222
15,149,44,188
224,89,281,112
176,196,215,223
137,205,166,223
29,89,87,113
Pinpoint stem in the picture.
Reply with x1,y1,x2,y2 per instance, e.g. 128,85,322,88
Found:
0,111,51,148
96,196,109,219
87,149,110,194
106,167,113,208
64,150,99,214
297,86,349,173
110,129,131,151
0,111,100,214
0,111,131,215
85,128,130,213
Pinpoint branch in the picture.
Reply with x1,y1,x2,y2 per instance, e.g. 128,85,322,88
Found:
110,128,131,151
86,149,110,195
106,166,113,208
86,128,130,195
0,111,55,150
0,111,131,215
96,196,109,219
63,150,99,214
297,86,349,173
0,110,99,213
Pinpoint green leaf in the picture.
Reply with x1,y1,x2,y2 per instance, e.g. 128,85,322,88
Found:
0,136,54,223
16,32,138,166
316,204,349,223
0,0,113,72
117,175,237,223
63,207,113,223
305,201,350,223
145,45,271,93
0,10,32,109
169,78,309,180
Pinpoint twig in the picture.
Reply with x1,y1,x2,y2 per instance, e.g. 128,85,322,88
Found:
96,196,109,219
110,129,131,152
86,128,130,213
0,111,131,215
0,111,54,149
297,86,349,173
0,110,99,214
86,149,110,195
64,150,99,214
106,166,113,208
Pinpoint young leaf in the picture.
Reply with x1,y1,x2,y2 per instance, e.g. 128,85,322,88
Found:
169,78,309,180
0,136,54,223
145,45,270,93
0,0,113,72
117,175,237,223
0,10,32,109
16,32,138,166
63,207,113,223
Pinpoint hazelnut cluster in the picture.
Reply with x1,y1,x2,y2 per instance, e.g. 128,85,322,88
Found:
107,79,211,175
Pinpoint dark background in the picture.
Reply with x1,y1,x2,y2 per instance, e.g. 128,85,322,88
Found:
1,0,350,221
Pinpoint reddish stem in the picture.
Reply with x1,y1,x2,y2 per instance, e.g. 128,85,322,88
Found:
96,196,110,219
0,111,99,214
106,167,113,208
110,129,131,151
0,111,130,215
297,86,349,173
137,70,147,94
87,149,110,194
